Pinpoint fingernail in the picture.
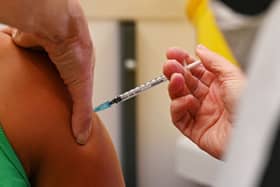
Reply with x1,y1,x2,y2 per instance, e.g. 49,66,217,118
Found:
76,124,92,145
197,44,207,51
12,30,18,38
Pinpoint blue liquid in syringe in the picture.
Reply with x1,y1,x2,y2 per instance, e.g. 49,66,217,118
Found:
94,101,112,112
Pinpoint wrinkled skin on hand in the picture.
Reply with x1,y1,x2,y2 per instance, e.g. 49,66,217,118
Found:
0,0,94,144
163,45,246,159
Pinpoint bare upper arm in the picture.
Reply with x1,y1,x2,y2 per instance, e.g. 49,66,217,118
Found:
0,32,124,187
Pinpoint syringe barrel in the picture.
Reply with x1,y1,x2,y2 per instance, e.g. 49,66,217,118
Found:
95,60,201,112
119,75,167,102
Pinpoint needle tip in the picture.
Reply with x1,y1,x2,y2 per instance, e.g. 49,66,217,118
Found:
94,101,112,112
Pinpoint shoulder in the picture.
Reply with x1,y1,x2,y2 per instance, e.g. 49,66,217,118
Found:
0,33,124,186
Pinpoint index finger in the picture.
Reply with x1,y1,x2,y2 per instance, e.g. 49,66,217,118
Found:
166,47,194,65
166,47,208,80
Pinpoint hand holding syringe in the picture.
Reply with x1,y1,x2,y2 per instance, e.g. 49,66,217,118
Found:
94,60,201,112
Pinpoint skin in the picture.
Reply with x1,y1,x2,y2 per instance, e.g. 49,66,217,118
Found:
163,45,246,159
0,0,94,144
0,32,124,186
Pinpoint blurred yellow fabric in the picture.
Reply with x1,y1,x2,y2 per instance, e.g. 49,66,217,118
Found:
187,0,239,65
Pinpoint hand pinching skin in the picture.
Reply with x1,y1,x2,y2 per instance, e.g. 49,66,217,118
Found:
0,0,94,144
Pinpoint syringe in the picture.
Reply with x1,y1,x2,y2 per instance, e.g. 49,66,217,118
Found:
94,60,201,112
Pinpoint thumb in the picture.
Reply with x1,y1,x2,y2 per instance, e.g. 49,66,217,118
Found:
68,80,93,145
196,44,237,76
